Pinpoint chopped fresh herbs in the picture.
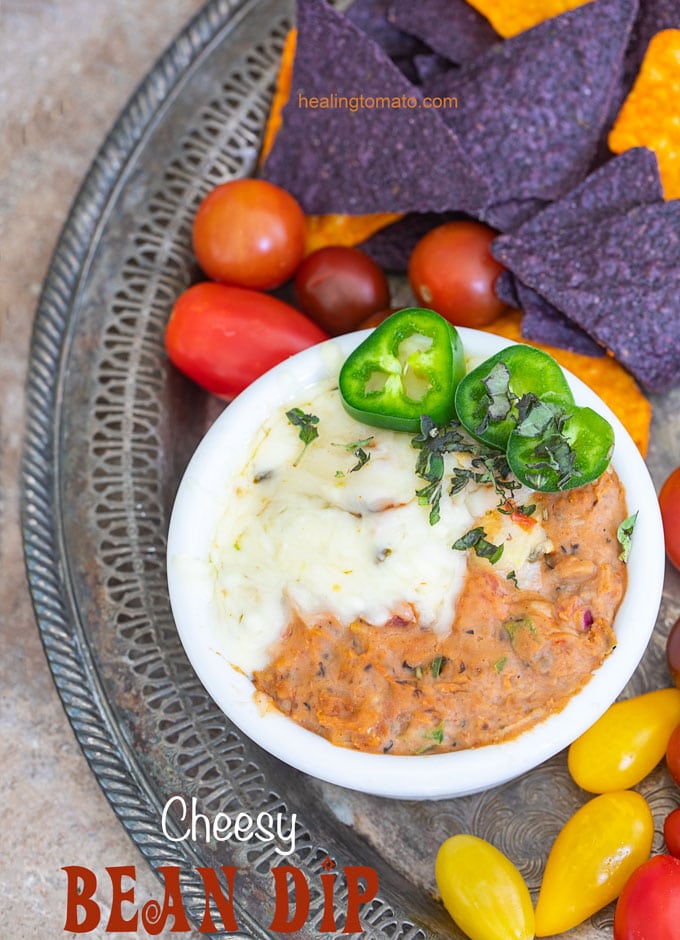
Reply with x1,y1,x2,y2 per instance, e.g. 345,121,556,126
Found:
504,618,537,646
430,655,444,678
333,436,374,452
412,415,475,525
506,570,518,588
427,722,445,745
286,408,320,465
350,447,370,472
507,401,614,493
513,403,580,490
477,360,514,434
452,526,504,564
468,452,521,505
494,657,508,673
617,511,638,563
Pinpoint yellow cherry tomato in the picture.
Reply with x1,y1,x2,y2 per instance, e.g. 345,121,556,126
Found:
568,688,680,792
534,790,654,936
435,834,534,940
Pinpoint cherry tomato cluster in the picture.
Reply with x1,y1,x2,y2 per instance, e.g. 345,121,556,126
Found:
165,178,506,399
436,680,680,939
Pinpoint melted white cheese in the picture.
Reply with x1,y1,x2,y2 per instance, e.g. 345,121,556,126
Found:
209,377,551,673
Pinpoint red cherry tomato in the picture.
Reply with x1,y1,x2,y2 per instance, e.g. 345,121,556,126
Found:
664,809,680,857
668,617,680,687
667,724,680,786
192,179,306,290
356,307,401,330
294,246,391,335
165,282,327,399
408,221,507,328
614,855,680,939
659,467,680,571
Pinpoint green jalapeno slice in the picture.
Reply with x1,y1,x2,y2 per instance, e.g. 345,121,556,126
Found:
339,307,465,432
454,345,574,450
507,401,615,492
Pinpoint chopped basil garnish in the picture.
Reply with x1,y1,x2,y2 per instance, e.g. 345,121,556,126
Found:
494,657,507,674
427,722,445,745
286,408,320,465
333,436,374,452
476,361,514,434
617,511,638,563
350,447,370,472
452,526,504,564
514,402,580,491
430,655,444,678
412,416,473,525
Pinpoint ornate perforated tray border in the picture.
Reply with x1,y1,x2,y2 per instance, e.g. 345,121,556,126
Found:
21,0,680,937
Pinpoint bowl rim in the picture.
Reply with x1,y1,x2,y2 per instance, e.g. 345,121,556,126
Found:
167,327,665,800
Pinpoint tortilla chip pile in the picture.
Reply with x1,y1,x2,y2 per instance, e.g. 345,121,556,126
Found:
260,0,680,409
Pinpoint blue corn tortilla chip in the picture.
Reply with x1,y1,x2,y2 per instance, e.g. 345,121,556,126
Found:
346,0,426,58
359,212,462,271
262,0,489,215
424,0,638,205
494,270,520,308
481,197,550,233
511,147,663,239
387,0,500,65
517,282,605,357
493,201,680,393
493,148,664,357
412,52,454,85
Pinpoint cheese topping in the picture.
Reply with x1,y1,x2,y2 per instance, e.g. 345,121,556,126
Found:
209,376,551,673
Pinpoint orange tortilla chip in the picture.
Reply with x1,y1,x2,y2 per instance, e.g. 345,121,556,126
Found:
482,311,652,456
609,29,680,200
464,0,589,38
303,212,402,255
260,27,298,166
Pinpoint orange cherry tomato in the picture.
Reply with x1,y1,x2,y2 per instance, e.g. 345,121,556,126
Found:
535,790,654,937
408,221,506,328
435,834,534,940
192,179,306,290
165,282,327,399
660,467,680,570
567,688,680,792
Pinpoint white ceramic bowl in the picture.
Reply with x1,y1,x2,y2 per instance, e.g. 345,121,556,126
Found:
167,328,664,800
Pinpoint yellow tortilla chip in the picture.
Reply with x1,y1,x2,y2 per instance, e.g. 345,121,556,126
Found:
303,212,402,255
465,0,588,38
260,27,298,166
609,29,680,199
482,311,652,456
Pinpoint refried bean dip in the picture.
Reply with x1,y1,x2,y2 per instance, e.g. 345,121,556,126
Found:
210,376,627,756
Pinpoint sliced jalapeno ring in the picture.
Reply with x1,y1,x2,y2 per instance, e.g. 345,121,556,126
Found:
454,344,574,449
507,403,614,492
339,307,465,432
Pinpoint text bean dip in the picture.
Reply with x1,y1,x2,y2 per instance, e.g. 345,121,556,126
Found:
209,356,628,757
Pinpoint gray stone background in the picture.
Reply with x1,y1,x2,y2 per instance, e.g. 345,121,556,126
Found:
1,2,206,935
